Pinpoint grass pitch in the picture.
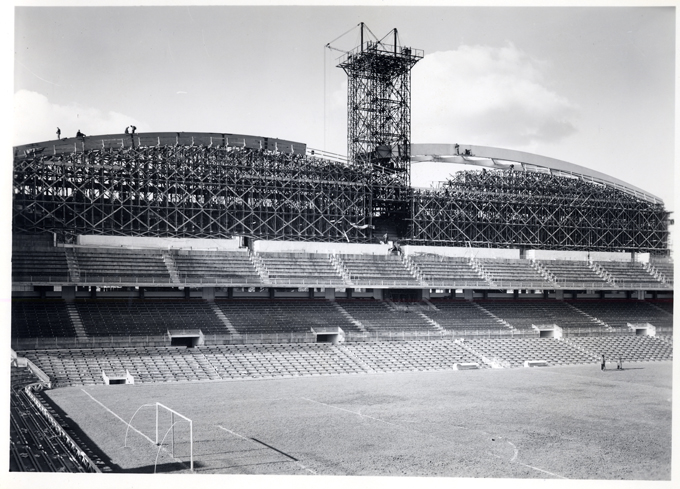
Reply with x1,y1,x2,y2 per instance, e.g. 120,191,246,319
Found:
42,360,672,479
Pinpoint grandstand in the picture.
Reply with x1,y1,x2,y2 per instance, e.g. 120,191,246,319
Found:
9,22,673,476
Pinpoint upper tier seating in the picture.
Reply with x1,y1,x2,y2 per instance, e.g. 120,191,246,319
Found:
215,299,363,334
336,300,438,332
570,300,673,334
595,261,664,288
75,299,227,336
563,335,672,362
340,254,420,286
75,248,171,283
424,300,511,333
538,260,608,288
12,249,70,282
474,300,605,334
172,250,262,284
650,261,674,285
259,252,344,285
409,255,487,287
12,300,76,338
477,259,553,288
464,337,595,367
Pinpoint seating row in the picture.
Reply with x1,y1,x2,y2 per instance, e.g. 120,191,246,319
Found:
10,377,91,472
18,335,672,388
11,298,673,339
11,247,674,288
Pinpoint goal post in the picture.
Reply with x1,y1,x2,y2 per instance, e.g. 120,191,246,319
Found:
124,401,194,473
155,402,193,472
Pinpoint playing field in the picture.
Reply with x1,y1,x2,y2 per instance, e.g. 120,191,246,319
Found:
42,361,672,479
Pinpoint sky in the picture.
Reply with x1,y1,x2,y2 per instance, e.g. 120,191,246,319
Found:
3,5,679,489
11,5,676,217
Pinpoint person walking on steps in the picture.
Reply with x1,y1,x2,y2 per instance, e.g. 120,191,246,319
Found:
601,354,606,371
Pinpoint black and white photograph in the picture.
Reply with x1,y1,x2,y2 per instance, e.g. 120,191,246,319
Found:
5,2,676,487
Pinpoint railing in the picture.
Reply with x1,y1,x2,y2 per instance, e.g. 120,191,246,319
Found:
12,329,546,350
22,385,102,473
349,278,422,286
268,277,345,285
12,275,71,283
12,274,673,289
559,328,628,337
423,280,490,287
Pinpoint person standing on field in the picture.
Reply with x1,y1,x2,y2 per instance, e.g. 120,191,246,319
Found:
601,354,606,371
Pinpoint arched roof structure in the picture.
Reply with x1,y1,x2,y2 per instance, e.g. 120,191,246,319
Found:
410,144,662,205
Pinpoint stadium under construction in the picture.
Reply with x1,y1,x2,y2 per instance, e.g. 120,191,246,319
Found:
9,23,673,475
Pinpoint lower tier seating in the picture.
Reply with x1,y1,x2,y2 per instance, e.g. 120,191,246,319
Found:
17,335,672,387
10,378,91,472
463,337,596,367
563,336,673,363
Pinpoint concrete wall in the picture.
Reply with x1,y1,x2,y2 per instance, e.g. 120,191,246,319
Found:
254,240,390,255
403,245,519,259
527,249,589,261
77,235,242,251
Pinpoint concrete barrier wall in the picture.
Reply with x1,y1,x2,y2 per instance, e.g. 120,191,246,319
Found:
403,245,519,259
253,240,390,255
528,249,634,261
77,235,242,251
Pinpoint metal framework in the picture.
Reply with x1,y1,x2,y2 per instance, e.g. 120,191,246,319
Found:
336,23,423,217
13,133,372,243
410,169,669,253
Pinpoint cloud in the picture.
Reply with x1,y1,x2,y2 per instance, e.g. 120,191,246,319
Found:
412,43,578,148
13,90,143,145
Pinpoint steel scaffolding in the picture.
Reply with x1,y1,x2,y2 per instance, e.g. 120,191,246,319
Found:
409,170,669,253
13,141,372,243
336,24,423,218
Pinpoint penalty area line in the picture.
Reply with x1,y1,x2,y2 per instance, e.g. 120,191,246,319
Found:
80,389,155,446
217,425,316,475
517,462,568,479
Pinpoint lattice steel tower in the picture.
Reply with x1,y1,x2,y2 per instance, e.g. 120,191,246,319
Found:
336,23,423,226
